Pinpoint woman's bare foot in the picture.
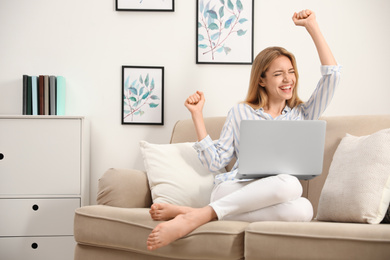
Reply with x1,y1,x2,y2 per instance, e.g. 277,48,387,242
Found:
147,206,217,251
149,203,194,221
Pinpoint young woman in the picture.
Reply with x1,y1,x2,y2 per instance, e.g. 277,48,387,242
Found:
147,9,341,251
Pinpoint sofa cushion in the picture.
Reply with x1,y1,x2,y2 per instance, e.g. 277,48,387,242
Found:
316,128,390,224
139,141,224,208
245,221,390,260
97,168,152,208
74,205,248,260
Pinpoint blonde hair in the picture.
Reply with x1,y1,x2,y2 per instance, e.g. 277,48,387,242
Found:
244,46,303,110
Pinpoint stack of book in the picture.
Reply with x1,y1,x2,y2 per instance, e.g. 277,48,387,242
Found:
22,75,66,115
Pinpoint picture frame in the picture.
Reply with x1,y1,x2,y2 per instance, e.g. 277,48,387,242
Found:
196,0,254,64
122,66,164,125
116,0,174,12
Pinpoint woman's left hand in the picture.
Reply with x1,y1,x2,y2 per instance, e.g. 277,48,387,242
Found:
292,9,316,28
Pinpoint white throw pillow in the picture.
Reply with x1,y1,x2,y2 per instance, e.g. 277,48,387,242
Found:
316,128,390,224
139,141,225,208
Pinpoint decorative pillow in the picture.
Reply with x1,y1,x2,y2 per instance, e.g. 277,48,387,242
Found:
139,141,225,208
316,128,390,224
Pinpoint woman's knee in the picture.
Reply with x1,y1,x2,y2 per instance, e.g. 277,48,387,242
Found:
274,174,303,202
286,197,313,222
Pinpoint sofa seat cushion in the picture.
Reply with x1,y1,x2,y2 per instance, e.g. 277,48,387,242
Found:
245,221,390,260
74,205,248,260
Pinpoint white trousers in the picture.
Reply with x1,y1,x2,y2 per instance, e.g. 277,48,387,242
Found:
209,174,313,222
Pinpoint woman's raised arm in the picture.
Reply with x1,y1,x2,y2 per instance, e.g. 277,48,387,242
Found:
293,9,337,66
185,91,208,141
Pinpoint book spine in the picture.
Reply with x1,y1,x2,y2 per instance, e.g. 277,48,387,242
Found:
31,76,38,115
44,75,49,115
49,76,57,115
26,76,33,115
22,75,28,115
38,75,44,115
56,76,66,116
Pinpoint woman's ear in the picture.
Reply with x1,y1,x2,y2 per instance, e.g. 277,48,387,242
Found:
259,78,266,87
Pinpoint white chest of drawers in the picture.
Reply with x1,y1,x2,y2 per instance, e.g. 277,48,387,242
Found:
0,116,89,260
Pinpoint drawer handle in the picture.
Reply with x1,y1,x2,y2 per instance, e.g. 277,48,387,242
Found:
0,153,3,160
32,204,39,211
31,243,38,249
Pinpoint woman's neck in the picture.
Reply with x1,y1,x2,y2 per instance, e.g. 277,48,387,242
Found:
263,102,286,118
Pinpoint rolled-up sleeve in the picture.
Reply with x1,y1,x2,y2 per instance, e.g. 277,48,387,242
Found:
302,64,342,120
193,110,236,172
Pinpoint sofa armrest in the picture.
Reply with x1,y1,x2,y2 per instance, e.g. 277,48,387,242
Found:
97,168,152,208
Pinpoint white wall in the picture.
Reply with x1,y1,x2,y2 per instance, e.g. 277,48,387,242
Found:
1,0,389,204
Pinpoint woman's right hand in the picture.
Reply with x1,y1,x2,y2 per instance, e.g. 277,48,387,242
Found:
185,91,205,115
185,91,208,141
292,9,317,29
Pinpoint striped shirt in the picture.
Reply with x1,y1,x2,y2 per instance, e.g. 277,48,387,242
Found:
193,64,342,185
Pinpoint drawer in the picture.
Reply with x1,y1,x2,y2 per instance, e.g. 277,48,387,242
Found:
0,198,80,236
0,236,75,260
0,118,81,196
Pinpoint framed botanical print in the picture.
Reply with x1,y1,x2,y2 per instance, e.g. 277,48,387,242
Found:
122,66,164,125
196,0,254,64
116,0,174,12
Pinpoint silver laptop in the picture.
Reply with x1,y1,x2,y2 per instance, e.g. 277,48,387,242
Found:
236,120,326,180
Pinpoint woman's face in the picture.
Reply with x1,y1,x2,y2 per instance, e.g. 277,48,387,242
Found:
260,55,296,104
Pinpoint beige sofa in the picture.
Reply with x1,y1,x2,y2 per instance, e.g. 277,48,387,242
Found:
74,115,390,260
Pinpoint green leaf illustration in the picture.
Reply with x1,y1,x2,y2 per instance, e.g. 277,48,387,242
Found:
224,18,233,29
199,44,208,49
203,1,211,17
125,76,130,88
211,32,220,41
150,95,160,100
198,34,205,41
239,18,248,24
219,0,225,4
139,87,145,96
237,29,247,36
134,110,144,116
139,75,143,84
129,87,137,95
131,79,137,88
227,0,234,10
216,47,224,53
151,78,155,90
219,6,224,18
130,97,137,102
207,10,218,19
142,91,150,100
149,103,159,108
208,23,219,30
145,74,149,87
198,22,202,28
236,0,243,12
224,46,232,55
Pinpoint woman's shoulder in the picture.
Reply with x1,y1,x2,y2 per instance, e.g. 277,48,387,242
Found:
225,102,257,122
229,102,254,113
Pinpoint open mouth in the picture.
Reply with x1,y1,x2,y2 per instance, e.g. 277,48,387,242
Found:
280,85,292,92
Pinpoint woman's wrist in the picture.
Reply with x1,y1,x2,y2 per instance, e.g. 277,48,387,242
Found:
191,110,203,119
305,19,320,36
